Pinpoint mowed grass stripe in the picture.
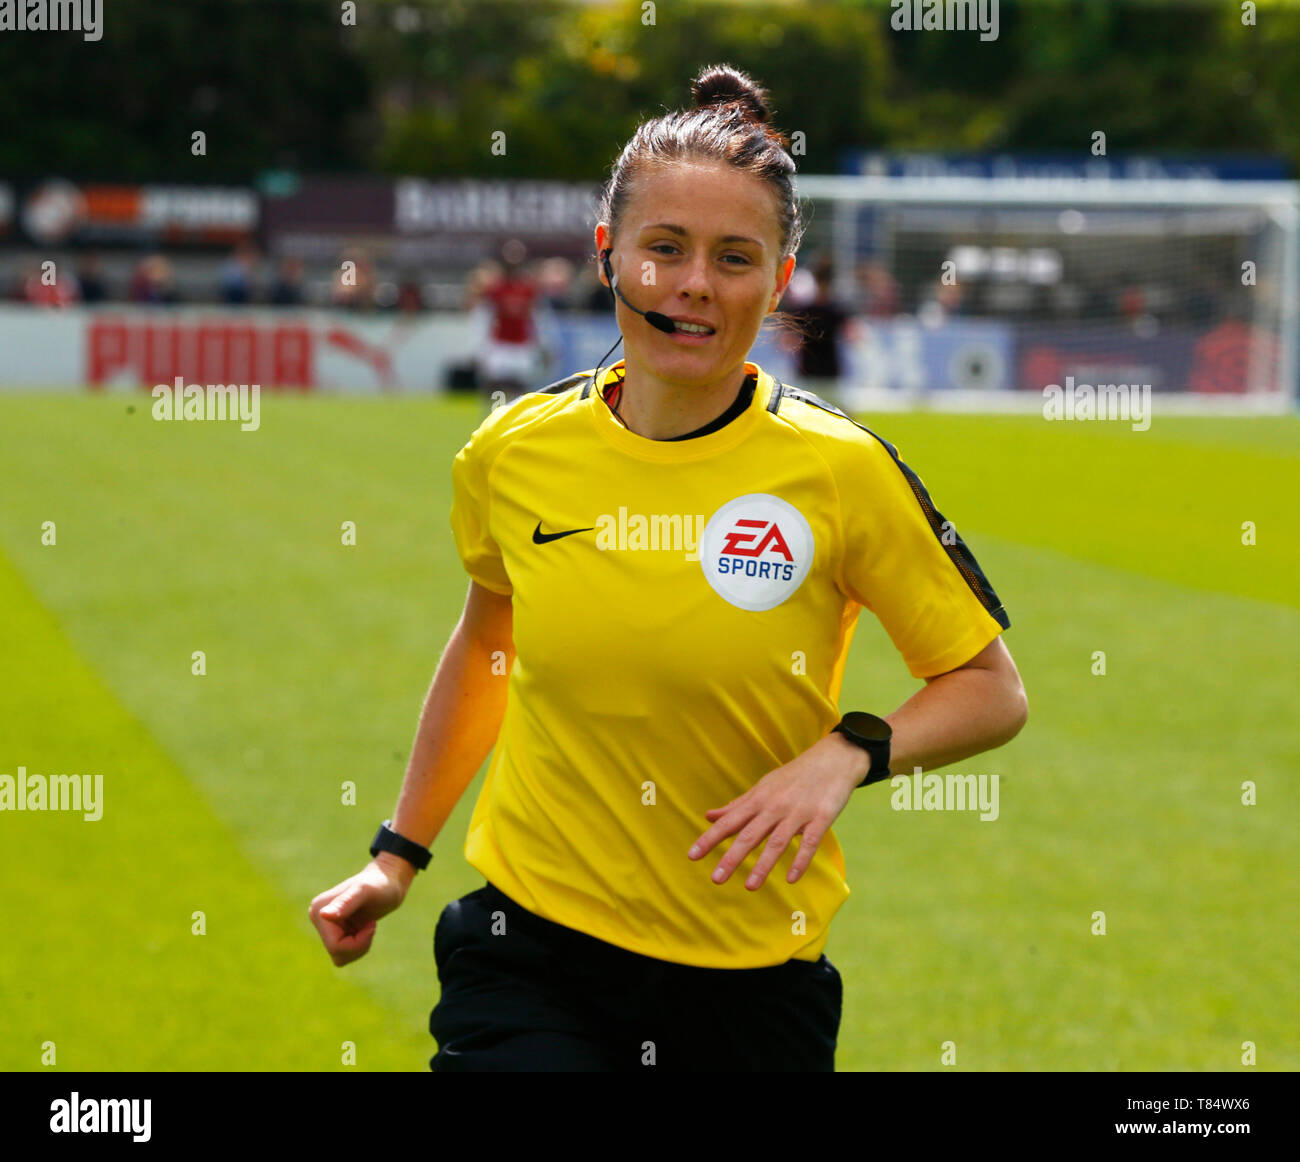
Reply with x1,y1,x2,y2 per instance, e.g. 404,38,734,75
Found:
857,411,1300,610
0,550,430,1071
0,392,492,1038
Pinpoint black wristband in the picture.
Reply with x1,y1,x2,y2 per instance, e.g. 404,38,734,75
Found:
369,820,432,871
858,755,893,788
832,711,893,789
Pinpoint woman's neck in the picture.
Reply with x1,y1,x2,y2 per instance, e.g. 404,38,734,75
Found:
614,364,751,440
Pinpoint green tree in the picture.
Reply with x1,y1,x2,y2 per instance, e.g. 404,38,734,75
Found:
0,0,372,178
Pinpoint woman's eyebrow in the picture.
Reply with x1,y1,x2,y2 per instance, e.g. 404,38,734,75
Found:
640,222,763,246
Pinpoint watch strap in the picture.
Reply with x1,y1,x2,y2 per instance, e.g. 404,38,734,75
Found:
832,714,893,789
370,820,432,871
857,756,893,788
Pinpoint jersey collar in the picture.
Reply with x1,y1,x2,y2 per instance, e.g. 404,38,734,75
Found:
585,360,772,461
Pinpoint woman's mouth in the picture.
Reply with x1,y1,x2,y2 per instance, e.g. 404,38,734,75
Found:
668,323,716,343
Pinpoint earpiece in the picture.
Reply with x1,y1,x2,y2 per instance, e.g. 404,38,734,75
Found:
598,247,677,335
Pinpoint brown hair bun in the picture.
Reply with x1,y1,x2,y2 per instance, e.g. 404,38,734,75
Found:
691,64,770,125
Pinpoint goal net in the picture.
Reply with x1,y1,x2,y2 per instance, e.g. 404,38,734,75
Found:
785,174,1299,414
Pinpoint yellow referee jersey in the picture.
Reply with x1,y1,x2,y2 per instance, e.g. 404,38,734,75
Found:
449,359,1009,969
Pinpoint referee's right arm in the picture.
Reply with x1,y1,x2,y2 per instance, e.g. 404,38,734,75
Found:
308,580,513,965
381,580,514,889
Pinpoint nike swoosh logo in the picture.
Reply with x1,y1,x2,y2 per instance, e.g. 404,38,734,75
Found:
532,521,595,544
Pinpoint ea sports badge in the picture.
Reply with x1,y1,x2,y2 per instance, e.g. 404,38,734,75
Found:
699,493,815,611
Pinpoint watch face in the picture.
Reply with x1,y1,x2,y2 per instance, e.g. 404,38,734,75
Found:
843,711,892,741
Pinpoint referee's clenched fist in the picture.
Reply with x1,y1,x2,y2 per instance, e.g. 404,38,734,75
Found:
308,854,413,967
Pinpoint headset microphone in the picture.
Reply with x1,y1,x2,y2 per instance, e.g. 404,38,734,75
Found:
600,249,678,334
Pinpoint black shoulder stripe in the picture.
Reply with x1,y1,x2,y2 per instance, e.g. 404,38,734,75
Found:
775,381,1009,630
874,436,1011,630
766,378,785,412
538,372,590,396
773,381,856,423
770,378,875,437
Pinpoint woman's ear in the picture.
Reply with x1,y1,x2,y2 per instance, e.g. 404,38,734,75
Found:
771,254,796,310
594,223,612,281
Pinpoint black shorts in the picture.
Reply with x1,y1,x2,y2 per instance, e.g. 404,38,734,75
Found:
428,881,842,1072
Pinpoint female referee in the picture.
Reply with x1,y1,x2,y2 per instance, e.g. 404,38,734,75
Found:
308,63,1028,1073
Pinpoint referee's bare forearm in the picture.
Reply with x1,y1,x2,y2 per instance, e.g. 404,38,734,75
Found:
376,582,513,887
883,636,1028,777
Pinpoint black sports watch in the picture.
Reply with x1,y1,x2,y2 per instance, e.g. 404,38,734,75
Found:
831,712,893,788
369,820,432,871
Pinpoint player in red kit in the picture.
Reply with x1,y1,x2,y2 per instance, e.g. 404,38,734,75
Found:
475,242,542,398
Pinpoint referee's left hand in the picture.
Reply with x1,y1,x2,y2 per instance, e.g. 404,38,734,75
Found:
688,734,867,890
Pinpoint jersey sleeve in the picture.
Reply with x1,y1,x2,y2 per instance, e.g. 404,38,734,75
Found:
837,432,1009,679
449,427,513,596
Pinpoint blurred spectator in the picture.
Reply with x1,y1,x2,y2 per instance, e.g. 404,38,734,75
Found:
220,242,260,304
1115,271,1146,321
1080,281,1111,321
23,260,80,307
269,256,305,306
396,272,425,311
575,258,615,312
536,256,576,311
1183,274,1220,329
76,254,107,303
786,258,856,391
332,247,377,310
917,278,965,327
129,254,180,304
858,259,900,318
1114,269,1163,335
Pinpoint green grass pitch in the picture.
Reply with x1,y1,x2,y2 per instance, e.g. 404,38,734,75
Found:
1,390,1296,1071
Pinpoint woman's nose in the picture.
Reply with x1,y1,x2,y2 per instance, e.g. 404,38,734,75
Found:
675,254,714,298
